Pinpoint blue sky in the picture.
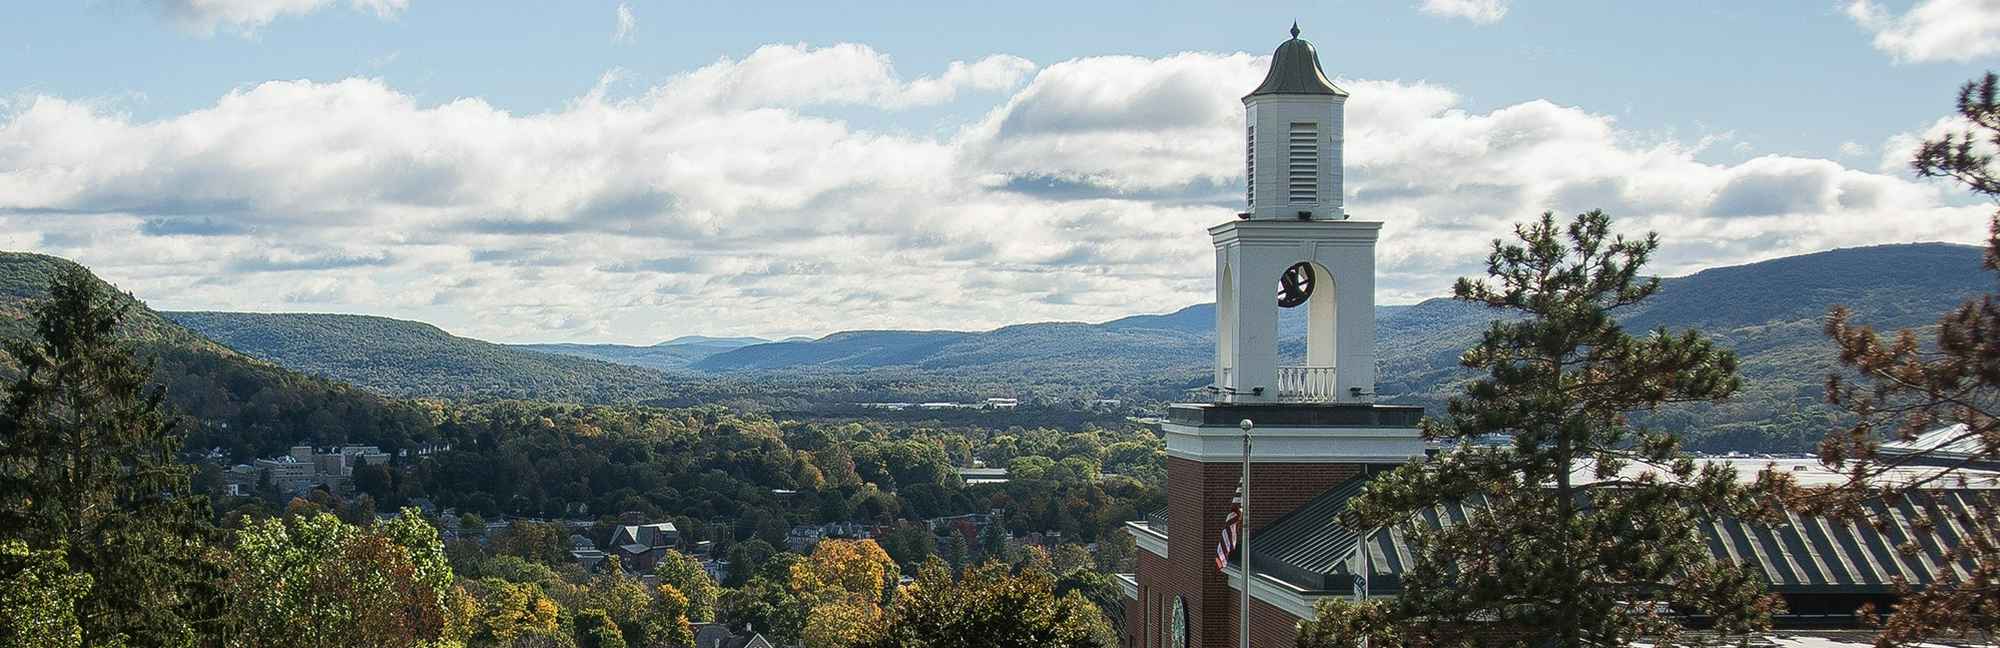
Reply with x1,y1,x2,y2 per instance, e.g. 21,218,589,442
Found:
2,0,1996,342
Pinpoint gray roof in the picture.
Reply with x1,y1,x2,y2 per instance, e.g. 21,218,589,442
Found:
613,522,679,549
1245,23,1347,99
1883,423,1995,461
1243,474,1997,596
692,623,774,648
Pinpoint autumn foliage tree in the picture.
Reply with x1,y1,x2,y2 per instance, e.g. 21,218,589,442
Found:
463,577,563,647
1799,71,2000,647
791,540,901,648
866,559,1109,648
653,549,720,623
222,510,471,648
1306,211,1779,648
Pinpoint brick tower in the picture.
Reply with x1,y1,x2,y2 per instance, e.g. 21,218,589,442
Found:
1128,24,1425,648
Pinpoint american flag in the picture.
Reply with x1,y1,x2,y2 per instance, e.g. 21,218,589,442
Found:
1213,480,1243,572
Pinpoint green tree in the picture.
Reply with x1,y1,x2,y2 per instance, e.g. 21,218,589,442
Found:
652,549,720,622
866,559,1107,648
717,575,808,646
978,521,1008,560
1797,71,2000,646
492,520,568,566
0,267,216,647
224,509,471,648
1093,530,1134,574
574,608,628,648
947,534,971,574
1314,211,1779,648
0,539,91,648
723,539,776,587
580,556,666,648
1054,567,1126,645
1049,544,1093,575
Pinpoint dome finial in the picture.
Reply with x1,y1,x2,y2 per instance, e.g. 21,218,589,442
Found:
1290,21,1300,39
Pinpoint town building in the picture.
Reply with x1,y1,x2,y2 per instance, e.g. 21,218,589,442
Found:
609,522,680,572
691,623,774,648
955,467,1010,485
1117,25,2000,648
570,534,607,572
234,444,391,495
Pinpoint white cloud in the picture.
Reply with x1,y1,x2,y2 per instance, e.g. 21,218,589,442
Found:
613,2,636,43
1839,140,1868,156
1846,0,2000,62
1419,0,1509,24
1877,114,1988,173
664,43,1036,109
155,0,409,36
0,45,1984,343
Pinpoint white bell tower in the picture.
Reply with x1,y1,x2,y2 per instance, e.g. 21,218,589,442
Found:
1140,27,1422,648
1213,23,1378,405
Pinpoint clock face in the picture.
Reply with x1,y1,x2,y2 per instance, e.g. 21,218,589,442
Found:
1170,595,1187,648
1277,262,1315,308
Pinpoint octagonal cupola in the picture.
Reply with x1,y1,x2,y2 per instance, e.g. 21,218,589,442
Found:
1242,23,1347,221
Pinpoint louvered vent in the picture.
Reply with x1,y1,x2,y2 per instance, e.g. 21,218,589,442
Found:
1288,122,1317,204
1245,124,1256,208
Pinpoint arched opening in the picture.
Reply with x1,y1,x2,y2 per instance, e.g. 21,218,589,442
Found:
1275,261,1337,402
1304,260,1336,368
1216,262,1235,393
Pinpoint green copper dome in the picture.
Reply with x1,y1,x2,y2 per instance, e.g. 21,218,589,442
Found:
1245,23,1347,99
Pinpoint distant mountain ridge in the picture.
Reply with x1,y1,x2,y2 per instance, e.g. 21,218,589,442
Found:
695,243,1982,373
660,335,775,348
163,311,672,402
117,242,1993,451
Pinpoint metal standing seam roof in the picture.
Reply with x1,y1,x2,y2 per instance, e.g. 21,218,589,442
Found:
1882,423,1996,462
1245,23,1347,99
1240,475,1997,596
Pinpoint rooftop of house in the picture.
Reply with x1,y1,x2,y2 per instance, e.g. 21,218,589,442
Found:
691,623,773,648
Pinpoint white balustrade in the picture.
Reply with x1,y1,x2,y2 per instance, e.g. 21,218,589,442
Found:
1276,365,1338,402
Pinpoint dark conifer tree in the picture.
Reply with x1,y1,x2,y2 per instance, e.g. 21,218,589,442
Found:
0,267,218,647
1302,211,1778,648
1797,72,2000,646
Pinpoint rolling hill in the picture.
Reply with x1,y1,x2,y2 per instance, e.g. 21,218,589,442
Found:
162,311,676,402
0,252,442,459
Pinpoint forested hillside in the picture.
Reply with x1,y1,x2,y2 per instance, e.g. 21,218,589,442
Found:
0,252,441,459
164,311,677,402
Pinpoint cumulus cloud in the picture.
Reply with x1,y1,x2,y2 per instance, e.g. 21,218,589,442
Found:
1419,0,1509,24
613,2,636,43
1846,0,2000,62
665,43,1036,109
155,0,409,36
0,44,1984,342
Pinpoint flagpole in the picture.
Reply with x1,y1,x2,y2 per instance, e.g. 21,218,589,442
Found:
1238,418,1253,648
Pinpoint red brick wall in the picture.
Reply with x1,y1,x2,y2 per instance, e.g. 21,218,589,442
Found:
1227,588,1311,648
1127,457,1360,648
